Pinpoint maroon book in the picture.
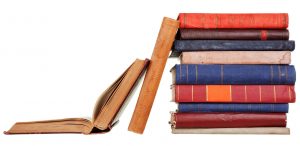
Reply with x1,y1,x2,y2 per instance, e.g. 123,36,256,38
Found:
171,113,287,128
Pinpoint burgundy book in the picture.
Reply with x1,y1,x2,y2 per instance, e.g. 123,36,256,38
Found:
177,29,289,40
170,113,287,128
172,85,295,103
178,13,288,29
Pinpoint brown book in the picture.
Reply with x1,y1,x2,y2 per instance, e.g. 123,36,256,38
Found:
177,29,289,40
5,59,149,135
181,51,291,64
128,17,179,134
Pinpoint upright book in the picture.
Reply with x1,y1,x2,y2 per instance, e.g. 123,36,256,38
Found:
5,59,149,134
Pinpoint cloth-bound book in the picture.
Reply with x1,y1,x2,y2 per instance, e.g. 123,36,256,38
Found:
5,59,149,134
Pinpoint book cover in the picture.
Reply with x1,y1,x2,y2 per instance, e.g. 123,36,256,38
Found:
172,64,296,85
170,112,287,128
177,29,289,40
178,13,288,29
178,103,289,113
180,51,291,64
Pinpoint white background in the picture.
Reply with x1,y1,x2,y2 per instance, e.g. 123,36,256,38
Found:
0,0,299,145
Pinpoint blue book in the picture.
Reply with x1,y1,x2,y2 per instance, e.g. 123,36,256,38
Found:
178,103,289,113
170,40,295,57
172,64,296,85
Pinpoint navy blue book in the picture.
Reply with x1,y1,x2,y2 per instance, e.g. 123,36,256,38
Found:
172,64,296,85
178,103,289,113
170,40,295,57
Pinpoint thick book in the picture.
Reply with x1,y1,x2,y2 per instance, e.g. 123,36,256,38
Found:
171,64,296,85
171,127,290,135
172,85,295,103
178,13,288,29
170,113,287,128
180,51,291,64
177,29,289,40
178,103,289,113
128,17,179,134
5,59,149,134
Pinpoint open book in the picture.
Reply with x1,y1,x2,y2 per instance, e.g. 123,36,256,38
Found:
5,59,149,134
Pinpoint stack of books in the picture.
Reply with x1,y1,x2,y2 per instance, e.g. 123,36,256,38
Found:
170,13,296,134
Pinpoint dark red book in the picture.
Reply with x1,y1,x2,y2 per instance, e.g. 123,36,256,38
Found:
178,13,288,29
171,113,287,128
172,85,295,103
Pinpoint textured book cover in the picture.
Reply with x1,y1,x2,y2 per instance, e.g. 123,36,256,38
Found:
170,113,287,128
180,51,291,64
172,85,295,103
178,13,288,29
178,103,289,113
173,40,295,54
172,127,290,135
177,29,289,40
172,64,296,85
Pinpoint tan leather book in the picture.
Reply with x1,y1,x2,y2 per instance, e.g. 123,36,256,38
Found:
181,51,291,64
128,17,179,134
172,127,290,135
5,59,149,134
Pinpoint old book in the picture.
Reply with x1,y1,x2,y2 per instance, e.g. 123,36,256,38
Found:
5,59,149,134
172,64,296,85
178,103,289,113
172,85,295,103
180,51,291,64
171,127,290,135
128,17,179,134
170,112,287,128
178,13,288,29
177,29,289,40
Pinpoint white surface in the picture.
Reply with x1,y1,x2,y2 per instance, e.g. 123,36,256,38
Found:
0,0,299,145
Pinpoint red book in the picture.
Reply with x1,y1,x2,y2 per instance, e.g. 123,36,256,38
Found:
172,85,295,103
178,13,288,29
171,113,287,128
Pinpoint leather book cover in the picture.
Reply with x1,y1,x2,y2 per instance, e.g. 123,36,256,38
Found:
172,64,296,85
178,103,289,113
170,113,287,128
180,51,291,64
172,85,296,103
177,29,289,40
178,13,288,29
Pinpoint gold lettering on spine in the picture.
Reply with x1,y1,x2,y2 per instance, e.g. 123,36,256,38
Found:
229,85,232,101
288,86,292,101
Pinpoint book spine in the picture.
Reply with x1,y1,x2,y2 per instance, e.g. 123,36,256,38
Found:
128,17,179,134
178,103,289,113
173,40,295,52
178,29,289,40
180,51,291,64
174,64,296,85
178,13,288,29
174,85,295,103
171,127,290,135
171,113,287,128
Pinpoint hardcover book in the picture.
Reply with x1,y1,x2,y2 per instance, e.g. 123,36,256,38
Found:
5,59,149,134
172,127,290,135
170,112,287,128
178,13,288,29
180,51,291,64
178,103,289,113
171,64,296,85
177,29,289,40
172,85,295,103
